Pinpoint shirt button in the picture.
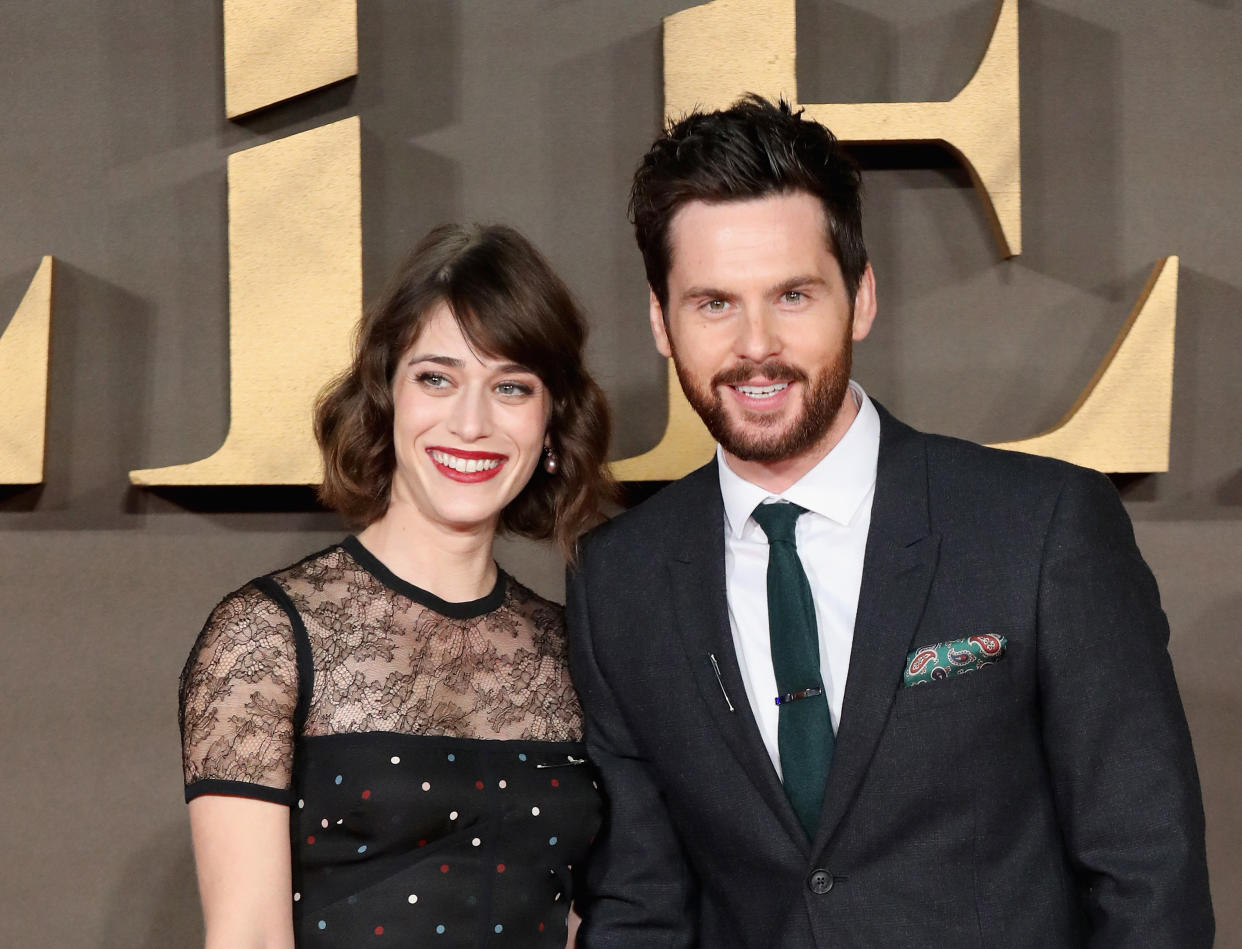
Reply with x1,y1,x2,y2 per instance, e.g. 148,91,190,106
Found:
807,869,833,894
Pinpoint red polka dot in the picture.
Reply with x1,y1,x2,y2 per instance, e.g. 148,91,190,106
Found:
374,925,384,935
306,836,316,844
440,864,450,873
418,840,427,847
496,863,506,873
538,922,545,932
550,779,560,787
475,780,485,789
361,789,371,800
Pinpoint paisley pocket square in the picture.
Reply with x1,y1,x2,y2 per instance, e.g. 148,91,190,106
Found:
903,635,1007,686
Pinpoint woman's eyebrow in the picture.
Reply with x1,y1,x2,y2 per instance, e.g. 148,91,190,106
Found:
406,354,464,368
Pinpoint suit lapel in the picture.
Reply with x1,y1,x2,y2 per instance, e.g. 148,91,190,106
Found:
666,461,809,849
813,405,941,852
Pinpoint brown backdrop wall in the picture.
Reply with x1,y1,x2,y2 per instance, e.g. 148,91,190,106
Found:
1,1,1239,945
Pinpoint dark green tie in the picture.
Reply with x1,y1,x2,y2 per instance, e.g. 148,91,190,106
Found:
752,501,834,839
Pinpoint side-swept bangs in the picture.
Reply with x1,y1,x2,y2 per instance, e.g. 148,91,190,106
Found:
315,224,616,558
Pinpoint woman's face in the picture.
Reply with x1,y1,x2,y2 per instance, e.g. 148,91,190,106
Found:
388,303,551,535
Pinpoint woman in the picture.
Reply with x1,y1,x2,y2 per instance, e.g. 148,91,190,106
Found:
179,223,616,948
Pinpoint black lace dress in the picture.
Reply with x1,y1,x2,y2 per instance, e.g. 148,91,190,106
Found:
179,537,601,947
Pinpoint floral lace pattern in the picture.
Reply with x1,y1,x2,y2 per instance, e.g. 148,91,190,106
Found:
179,542,583,794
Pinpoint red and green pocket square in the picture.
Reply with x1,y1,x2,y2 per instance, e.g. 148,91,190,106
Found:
903,635,1007,686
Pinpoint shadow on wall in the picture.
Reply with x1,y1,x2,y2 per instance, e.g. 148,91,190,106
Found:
1121,267,1242,514
0,262,154,529
98,821,201,949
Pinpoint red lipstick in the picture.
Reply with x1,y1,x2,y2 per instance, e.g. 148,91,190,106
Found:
426,447,508,483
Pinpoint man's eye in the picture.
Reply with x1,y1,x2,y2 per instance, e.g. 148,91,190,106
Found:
704,299,728,312
783,290,804,303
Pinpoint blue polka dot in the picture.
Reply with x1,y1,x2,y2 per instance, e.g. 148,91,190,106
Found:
436,924,446,934
549,836,558,846
518,753,527,761
318,921,326,931
494,923,504,933
447,753,455,762
357,845,367,854
334,774,343,785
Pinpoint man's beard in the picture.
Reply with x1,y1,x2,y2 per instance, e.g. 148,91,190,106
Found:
671,338,853,464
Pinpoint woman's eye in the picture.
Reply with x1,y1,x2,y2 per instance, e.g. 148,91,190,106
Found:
415,371,451,388
496,381,535,398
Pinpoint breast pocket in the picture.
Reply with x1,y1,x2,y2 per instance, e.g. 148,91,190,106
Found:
893,653,1016,716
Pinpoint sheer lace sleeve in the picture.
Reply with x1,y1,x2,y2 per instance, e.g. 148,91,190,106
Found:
178,582,299,804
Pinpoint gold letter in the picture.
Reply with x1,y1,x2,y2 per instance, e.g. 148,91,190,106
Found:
0,257,54,485
989,258,1178,473
129,117,361,486
224,0,358,118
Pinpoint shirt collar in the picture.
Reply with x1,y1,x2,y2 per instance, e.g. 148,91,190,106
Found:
718,380,881,538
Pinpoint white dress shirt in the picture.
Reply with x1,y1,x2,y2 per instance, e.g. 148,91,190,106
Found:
717,381,880,778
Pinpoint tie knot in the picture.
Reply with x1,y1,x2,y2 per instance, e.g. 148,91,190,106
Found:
751,501,806,544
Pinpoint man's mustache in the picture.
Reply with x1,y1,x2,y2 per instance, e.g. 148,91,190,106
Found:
711,360,809,389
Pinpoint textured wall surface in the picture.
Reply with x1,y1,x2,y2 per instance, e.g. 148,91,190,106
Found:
1,2,1239,946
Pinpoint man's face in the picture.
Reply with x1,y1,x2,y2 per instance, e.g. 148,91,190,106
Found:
650,192,876,473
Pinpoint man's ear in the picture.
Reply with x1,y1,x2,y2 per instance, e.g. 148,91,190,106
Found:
648,288,672,358
851,263,877,342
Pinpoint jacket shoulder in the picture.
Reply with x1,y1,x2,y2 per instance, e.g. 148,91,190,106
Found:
578,462,717,563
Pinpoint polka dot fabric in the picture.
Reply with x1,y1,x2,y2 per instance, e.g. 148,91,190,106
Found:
179,538,602,946
291,735,597,945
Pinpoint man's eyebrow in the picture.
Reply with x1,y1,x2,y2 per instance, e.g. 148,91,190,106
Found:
680,285,735,302
772,275,828,294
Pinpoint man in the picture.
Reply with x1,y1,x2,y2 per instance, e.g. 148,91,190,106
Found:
567,96,1212,948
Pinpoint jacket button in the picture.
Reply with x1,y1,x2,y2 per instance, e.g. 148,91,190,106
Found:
807,869,833,894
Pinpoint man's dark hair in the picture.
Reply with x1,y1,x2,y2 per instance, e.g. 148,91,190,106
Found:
629,94,867,312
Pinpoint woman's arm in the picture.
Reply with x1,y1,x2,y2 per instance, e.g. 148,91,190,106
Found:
189,795,295,949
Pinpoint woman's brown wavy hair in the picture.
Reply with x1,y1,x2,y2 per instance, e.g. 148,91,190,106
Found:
315,223,617,559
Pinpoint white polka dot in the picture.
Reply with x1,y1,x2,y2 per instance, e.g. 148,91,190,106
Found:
297,799,304,809
407,894,418,904
321,818,329,828
471,837,482,847
336,819,343,825
449,811,458,820
422,781,431,791
531,806,540,816
390,756,401,765
498,779,507,789
293,892,301,902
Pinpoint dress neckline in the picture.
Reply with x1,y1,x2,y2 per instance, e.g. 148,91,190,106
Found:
339,535,507,619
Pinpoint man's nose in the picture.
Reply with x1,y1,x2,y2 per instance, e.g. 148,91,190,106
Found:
734,307,781,365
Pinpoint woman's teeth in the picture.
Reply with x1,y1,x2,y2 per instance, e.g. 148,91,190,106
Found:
735,382,788,398
431,450,502,473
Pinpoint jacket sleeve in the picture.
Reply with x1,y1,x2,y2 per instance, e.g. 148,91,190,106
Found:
566,543,698,949
1036,468,1213,947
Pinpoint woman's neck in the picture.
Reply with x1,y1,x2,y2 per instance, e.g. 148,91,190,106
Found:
356,507,499,603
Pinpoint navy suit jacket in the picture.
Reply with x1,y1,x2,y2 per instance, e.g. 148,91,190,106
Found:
567,406,1212,948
